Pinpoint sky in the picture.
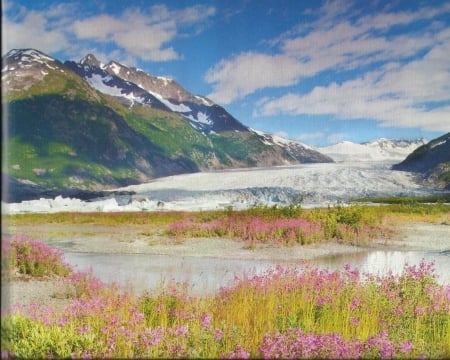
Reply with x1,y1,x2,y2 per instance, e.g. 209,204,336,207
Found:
2,0,450,146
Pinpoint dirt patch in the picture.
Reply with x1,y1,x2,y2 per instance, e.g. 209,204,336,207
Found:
3,222,368,260
381,222,450,251
4,221,450,258
2,273,73,315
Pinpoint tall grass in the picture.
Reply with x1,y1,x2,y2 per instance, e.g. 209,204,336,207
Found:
2,236,449,359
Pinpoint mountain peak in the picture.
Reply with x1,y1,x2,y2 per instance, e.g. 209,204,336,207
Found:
2,48,66,92
105,60,128,76
3,48,58,67
80,53,102,68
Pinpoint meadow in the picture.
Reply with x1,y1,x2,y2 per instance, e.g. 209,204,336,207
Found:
2,203,450,358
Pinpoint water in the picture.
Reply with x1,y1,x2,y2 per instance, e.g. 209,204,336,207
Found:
63,249,450,295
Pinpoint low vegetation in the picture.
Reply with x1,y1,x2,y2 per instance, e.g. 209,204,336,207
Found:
2,234,70,277
352,193,450,204
2,235,449,358
166,204,392,247
6,202,449,247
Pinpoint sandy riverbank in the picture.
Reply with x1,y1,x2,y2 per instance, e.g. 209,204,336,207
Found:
4,221,449,258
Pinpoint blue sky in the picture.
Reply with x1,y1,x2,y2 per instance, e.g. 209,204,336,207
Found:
3,0,450,146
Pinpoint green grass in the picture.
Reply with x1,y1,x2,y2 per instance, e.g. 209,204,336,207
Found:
351,194,450,204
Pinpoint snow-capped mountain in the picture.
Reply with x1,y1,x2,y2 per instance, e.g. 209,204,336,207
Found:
252,130,332,163
2,48,332,200
64,53,331,162
2,48,67,90
64,54,248,133
318,138,427,163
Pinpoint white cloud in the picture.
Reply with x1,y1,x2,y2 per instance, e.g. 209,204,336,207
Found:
72,15,124,41
3,3,216,62
205,1,450,133
258,40,450,132
2,9,70,54
205,52,307,104
70,5,215,62
205,2,450,95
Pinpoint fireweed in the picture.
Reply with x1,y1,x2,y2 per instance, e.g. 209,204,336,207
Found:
166,207,392,246
1,234,70,277
2,237,449,358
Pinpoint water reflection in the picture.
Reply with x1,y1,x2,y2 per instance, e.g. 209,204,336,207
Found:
308,250,450,283
63,250,450,295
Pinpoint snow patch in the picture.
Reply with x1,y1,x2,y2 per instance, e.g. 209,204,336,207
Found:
86,74,123,96
156,76,172,86
251,129,311,149
194,95,214,106
184,112,212,125
148,91,191,113
85,74,147,106
109,62,122,75
431,139,448,149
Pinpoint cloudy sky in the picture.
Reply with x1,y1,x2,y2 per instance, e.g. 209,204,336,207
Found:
3,0,449,146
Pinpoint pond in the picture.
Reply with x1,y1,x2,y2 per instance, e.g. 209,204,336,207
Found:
63,249,450,295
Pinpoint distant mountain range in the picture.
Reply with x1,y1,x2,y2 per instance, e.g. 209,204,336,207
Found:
2,48,331,200
393,132,450,190
318,138,427,163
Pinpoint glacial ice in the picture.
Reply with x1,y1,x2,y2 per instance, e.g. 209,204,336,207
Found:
3,162,443,214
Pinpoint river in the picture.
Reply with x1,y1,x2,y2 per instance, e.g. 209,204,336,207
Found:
63,248,450,295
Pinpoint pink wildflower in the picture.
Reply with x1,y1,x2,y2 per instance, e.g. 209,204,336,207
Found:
400,341,414,354
201,313,212,329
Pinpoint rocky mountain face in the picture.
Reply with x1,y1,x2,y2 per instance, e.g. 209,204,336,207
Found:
2,49,331,200
318,138,427,163
392,133,450,189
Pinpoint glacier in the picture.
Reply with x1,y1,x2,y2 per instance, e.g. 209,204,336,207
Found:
3,162,444,214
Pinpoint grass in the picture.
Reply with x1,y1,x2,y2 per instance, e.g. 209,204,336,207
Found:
1,235,449,359
351,193,450,204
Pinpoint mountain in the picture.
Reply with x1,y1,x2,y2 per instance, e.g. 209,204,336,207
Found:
318,138,427,163
2,49,331,201
64,53,248,133
251,130,332,163
392,133,450,189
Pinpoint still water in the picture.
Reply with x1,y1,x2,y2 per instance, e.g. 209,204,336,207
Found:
64,249,450,295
